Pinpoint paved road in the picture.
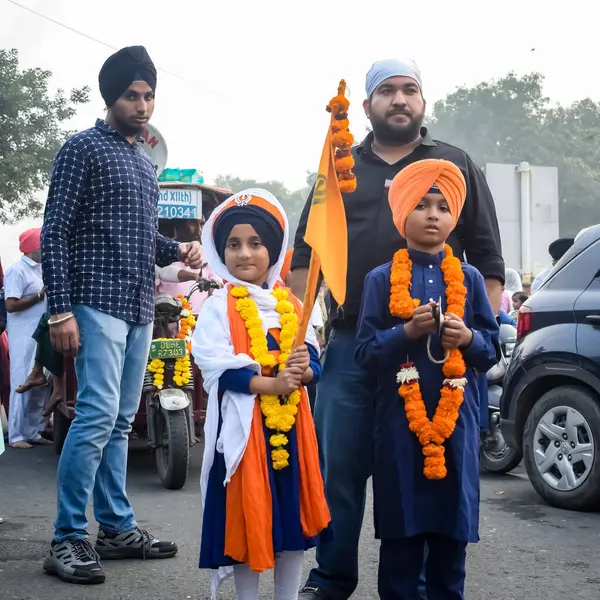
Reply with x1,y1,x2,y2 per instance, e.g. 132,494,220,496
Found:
1,444,600,600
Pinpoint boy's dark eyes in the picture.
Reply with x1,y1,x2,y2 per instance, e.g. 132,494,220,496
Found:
415,203,450,212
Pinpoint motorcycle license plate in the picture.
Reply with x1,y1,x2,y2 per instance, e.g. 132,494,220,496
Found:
149,339,187,360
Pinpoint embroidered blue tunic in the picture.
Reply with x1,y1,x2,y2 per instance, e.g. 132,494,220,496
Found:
355,249,499,543
199,335,323,569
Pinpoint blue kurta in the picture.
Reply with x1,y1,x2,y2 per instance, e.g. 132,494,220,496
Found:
199,334,323,569
355,249,499,543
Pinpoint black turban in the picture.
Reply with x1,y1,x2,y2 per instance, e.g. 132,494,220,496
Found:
99,46,157,107
213,205,284,267
548,237,574,261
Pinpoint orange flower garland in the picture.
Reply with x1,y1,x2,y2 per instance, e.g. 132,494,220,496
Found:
327,80,357,194
390,244,468,480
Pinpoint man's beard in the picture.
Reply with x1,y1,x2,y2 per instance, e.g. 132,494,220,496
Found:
112,114,145,138
370,111,425,146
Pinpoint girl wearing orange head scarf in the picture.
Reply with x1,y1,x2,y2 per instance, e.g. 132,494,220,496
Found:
191,189,330,599
354,159,499,599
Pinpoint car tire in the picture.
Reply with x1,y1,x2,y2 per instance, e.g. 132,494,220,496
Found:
523,385,600,510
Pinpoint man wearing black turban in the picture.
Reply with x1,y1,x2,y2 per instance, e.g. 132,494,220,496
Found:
98,45,158,141
41,45,203,585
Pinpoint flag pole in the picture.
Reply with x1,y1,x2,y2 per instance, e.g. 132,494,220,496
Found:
294,251,321,348
292,78,355,348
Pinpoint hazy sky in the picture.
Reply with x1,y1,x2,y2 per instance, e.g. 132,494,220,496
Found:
1,0,597,267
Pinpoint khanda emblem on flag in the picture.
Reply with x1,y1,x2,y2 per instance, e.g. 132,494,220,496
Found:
312,174,328,206
294,80,357,346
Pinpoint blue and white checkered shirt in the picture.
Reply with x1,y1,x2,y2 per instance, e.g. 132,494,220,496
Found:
41,119,180,324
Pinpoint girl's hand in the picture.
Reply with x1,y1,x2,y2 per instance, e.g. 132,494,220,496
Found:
441,313,474,349
272,367,303,395
286,345,310,372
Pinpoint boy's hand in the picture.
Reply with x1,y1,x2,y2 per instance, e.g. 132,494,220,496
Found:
441,313,474,349
272,367,302,396
287,345,310,373
405,301,438,340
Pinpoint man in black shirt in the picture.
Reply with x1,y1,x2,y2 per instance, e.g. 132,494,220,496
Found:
290,58,504,600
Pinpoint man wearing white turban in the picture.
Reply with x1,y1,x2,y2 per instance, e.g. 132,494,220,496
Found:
291,58,505,600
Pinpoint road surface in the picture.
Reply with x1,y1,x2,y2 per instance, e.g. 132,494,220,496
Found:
1,443,599,599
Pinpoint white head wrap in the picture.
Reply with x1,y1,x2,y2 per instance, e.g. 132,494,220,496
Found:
504,268,523,294
365,57,423,98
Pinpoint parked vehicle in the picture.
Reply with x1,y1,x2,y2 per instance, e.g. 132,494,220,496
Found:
500,224,600,510
52,278,218,489
480,323,522,473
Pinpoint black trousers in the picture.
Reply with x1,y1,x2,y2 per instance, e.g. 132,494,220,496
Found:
379,534,467,600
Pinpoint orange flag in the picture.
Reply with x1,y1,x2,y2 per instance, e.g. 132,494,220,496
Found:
294,80,354,346
303,127,348,306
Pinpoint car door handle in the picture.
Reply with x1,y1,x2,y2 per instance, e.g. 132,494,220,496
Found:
586,315,600,324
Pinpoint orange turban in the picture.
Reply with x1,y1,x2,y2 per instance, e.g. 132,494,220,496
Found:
280,248,294,282
388,159,466,238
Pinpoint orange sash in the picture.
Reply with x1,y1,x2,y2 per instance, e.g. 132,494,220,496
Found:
223,285,330,572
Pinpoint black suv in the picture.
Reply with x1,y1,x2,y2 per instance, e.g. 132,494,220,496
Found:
501,225,600,511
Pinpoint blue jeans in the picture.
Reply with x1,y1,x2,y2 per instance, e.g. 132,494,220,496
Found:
54,305,152,541
307,328,375,599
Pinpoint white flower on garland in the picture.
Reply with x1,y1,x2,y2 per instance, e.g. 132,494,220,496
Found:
443,377,468,389
396,364,419,385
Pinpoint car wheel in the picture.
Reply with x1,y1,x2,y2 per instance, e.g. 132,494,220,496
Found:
523,385,600,510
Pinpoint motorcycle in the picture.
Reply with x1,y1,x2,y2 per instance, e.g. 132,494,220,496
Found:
143,275,220,490
480,322,523,473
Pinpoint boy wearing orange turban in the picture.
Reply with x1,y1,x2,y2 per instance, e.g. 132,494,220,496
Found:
354,159,499,599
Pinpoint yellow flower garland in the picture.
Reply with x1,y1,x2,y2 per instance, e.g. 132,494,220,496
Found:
231,285,302,470
148,358,166,389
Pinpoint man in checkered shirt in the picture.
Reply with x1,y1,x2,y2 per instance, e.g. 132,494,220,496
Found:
41,46,203,585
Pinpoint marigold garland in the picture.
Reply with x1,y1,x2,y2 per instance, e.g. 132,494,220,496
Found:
327,80,357,194
390,244,468,480
231,285,301,470
146,296,196,390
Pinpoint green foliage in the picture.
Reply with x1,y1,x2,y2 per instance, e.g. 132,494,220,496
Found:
0,48,90,223
428,71,600,235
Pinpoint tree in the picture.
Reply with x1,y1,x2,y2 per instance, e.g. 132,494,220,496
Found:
428,72,600,235
0,48,90,223
213,172,315,243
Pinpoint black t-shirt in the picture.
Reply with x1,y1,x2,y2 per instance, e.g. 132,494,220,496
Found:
291,129,505,330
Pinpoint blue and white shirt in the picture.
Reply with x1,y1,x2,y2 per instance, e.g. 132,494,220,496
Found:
41,119,180,324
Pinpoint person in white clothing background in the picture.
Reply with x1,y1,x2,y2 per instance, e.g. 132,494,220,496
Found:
4,228,51,449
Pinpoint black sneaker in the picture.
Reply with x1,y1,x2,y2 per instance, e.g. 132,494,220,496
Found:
43,539,106,584
95,526,178,560
298,586,333,600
